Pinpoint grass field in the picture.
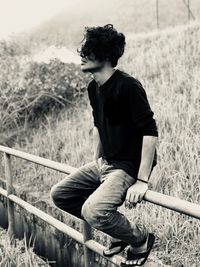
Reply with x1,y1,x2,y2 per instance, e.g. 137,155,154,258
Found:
0,227,50,266
0,17,200,267
6,21,199,267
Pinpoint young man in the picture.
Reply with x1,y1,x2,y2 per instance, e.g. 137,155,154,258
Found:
50,24,158,266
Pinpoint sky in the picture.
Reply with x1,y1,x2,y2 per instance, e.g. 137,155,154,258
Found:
0,0,70,39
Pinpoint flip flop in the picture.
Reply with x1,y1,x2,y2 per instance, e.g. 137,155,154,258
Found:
120,233,155,266
103,240,129,257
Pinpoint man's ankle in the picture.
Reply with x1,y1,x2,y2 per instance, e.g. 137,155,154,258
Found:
111,237,121,242
129,234,149,253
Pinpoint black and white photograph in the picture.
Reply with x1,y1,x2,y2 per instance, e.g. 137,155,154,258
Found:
0,1,199,266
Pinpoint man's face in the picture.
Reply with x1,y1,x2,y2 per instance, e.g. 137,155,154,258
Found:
80,53,106,73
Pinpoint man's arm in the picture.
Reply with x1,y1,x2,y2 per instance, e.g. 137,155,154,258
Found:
125,80,159,208
137,136,158,182
125,136,158,209
93,126,103,160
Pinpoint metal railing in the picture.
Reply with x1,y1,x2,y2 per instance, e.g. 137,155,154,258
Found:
0,145,200,267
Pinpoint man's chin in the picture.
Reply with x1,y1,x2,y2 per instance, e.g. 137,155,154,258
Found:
81,64,104,73
81,67,91,73
80,64,94,72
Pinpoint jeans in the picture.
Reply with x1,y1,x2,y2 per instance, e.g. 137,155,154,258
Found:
50,157,150,247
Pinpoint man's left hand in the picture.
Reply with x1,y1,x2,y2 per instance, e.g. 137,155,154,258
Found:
125,180,148,209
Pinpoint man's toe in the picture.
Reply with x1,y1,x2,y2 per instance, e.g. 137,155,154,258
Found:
137,257,145,265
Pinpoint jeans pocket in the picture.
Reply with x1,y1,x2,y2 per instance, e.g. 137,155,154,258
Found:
97,157,109,171
96,157,103,171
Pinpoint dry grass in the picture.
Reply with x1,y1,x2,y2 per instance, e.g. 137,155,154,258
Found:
0,227,50,267
1,22,200,266
0,40,89,145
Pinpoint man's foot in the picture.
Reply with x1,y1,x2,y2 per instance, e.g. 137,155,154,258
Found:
120,233,155,266
103,239,128,257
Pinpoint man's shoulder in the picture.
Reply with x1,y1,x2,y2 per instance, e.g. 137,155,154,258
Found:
118,70,145,96
119,70,142,87
87,79,96,91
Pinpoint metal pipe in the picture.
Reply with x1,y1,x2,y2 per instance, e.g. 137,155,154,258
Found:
0,189,128,266
82,221,94,267
0,145,199,220
188,0,190,23
1,145,198,267
0,188,168,266
145,190,200,220
4,152,15,243
7,193,84,244
0,145,76,174
156,0,159,29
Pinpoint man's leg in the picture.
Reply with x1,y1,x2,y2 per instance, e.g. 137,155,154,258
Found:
103,164,156,258
50,159,101,220
81,165,148,247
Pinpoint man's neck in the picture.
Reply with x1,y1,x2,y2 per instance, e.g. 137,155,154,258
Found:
91,67,116,87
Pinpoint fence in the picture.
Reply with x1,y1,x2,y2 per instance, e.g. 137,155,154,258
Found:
0,145,200,267
155,0,196,29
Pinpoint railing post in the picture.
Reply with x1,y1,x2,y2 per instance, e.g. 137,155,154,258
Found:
82,221,94,267
4,152,15,243
156,0,159,29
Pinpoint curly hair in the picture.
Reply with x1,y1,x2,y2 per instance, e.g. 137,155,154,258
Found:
77,24,126,67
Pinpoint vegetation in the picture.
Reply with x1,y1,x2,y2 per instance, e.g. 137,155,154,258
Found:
0,15,199,267
0,227,50,266
0,40,89,146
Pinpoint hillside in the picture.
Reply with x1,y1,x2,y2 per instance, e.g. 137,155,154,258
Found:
8,21,200,267
0,38,90,147
16,0,200,52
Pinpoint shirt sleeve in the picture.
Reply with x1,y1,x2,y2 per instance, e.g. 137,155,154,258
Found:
127,79,158,136
87,81,98,127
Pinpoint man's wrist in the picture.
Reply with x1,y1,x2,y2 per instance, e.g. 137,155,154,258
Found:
137,178,148,183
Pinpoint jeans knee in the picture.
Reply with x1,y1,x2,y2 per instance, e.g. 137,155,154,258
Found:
81,200,113,228
81,201,94,223
50,184,60,205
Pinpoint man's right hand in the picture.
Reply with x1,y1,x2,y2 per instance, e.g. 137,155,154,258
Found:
125,180,148,209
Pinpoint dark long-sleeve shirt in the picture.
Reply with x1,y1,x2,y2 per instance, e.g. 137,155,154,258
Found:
87,68,158,178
